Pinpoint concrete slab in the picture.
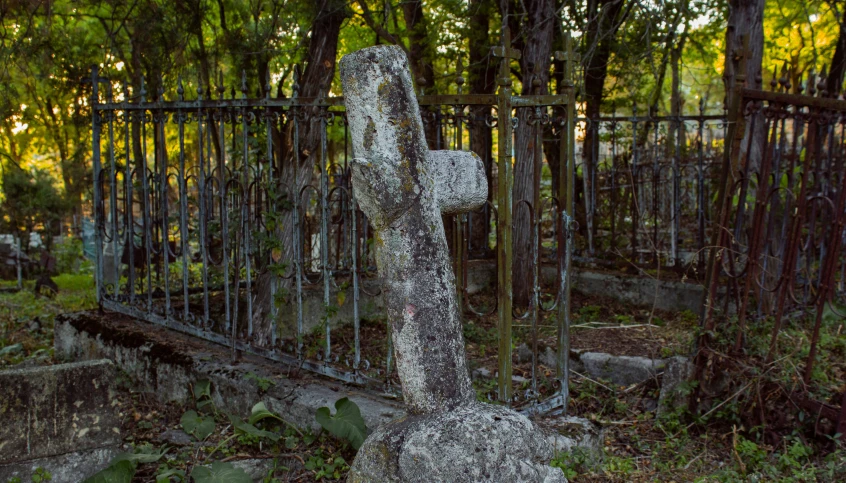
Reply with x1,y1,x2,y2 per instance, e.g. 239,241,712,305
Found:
53,311,405,434
580,352,666,387
0,359,121,465
0,447,119,482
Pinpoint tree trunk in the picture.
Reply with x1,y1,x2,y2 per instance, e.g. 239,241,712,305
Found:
581,0,628,255
724,0,765,173
467,0,497,257
827,13,846,96
402,0,438,148
251,0,349,347
512,0,554,306
724,0,764,105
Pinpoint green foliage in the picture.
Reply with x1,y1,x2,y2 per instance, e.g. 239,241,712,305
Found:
83,460,135,483
304,450,349,481
53,237,85,274
577,305,601,322
549,448,592,479
192,379,215,412
0,167,67,238
248,402,284,426
244,372,275,392
181,410,215,441
315,397,367,450
84,444,168,483
31,468,51,483
462,321,497,344
613,314,632,325
190,462,252,483
155,467,186,483
228,413,280,442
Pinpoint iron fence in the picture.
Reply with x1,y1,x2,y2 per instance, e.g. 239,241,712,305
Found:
89,32,578,413
696,58,846,439
575,108,726,272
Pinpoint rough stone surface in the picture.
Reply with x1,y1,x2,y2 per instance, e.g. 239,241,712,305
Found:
0,447,119,482
53,311,405,434
538,416,604,460
658,355,693,415
340,45,565,482
580,352,666,387
571,270,705,314
230,458,275,481
0,359,121,464
158,429,193,446
464,260,708,313
348,403,565,483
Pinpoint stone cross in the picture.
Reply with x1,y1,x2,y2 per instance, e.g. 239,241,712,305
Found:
340,46,487,414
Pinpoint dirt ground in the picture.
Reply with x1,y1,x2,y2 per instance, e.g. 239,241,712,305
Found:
2,274,844,482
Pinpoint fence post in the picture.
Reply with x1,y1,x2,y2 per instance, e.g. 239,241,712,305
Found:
556,32,577,413
493,26,519,404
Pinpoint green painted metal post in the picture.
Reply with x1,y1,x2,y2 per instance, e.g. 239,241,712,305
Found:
493,26,520,404
554,33,577,413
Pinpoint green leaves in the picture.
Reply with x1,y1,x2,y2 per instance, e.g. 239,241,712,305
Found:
181,410,216,441
190,462,252,483
83,460,136,483
155,468,186,483
112,445,170,465
315,397,367,450
193,380,214,411
83,444,169,483
248,401,282,425
228,413,280,442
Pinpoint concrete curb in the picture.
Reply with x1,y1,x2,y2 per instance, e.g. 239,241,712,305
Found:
54,311,405,434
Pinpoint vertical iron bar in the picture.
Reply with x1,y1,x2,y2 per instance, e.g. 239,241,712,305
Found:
157,83,172,322
241,76,254,337
265,82,278,347
697,100,706,273
107,85,119,295
631,105,639,260
141,78,153,311
218,76,231,334
91,66,103,305
198,85,211,326
178,79,190,322
125,83,135,304
321,111,331,361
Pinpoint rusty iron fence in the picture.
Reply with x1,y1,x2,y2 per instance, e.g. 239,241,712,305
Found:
695,57,846,439
89,31,578,413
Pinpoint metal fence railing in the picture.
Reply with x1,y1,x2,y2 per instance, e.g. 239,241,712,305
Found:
695,53,846,439
89,31,578,414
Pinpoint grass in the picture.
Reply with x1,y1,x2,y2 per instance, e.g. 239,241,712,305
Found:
0,272,96,367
